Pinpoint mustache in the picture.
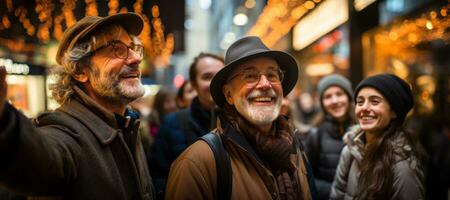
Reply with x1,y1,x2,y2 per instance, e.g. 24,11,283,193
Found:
118,65,140,77
247,89,277,99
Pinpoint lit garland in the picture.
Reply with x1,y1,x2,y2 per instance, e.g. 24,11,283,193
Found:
247,0,321,47
0,15,11,30
108,0,120,15
368,4,449,65
14,6,35,36
62,0,77,28
0,37,36,53
36,0,53,42
0,0,174,68
85,0,99,16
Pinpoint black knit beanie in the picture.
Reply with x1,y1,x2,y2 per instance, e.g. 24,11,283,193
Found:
354,73,414,122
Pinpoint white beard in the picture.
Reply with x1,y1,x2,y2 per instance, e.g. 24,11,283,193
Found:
234,89,281,126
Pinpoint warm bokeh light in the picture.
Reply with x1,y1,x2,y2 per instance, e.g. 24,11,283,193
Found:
0,0,174,68
247,0,320,47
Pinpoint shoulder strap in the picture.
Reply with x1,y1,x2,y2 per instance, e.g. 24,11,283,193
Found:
199,132,232,200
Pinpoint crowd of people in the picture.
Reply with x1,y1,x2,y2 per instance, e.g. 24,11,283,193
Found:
0,12,448,200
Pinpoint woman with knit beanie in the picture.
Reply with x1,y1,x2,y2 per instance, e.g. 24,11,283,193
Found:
303,74,356,200
330,73,427,200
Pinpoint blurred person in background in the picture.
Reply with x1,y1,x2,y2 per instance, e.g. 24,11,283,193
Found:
290,92,320,136
176,80,197,109
130,94,156,156
330,74,426,200
149,52,224,199
148,87,178,138
303,74,356,200
0,13,154,199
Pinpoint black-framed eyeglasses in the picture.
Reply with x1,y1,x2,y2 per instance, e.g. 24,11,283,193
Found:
228,68,285,86
93,40,144,60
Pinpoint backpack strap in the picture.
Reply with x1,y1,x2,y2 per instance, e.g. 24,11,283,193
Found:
199,132,232,200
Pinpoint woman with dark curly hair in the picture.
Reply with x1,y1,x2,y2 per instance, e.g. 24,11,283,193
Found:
330,74,426,200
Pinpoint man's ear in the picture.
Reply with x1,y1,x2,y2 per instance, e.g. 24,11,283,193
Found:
72,67,89,83
223,85,234,105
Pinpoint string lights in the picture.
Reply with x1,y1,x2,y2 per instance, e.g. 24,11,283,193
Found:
368,3,449,64
247,0,322,47
0,1,174,68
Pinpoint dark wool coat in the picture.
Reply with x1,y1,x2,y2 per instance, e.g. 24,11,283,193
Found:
0,86,154,200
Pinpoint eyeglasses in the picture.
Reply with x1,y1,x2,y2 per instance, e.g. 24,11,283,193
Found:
93,40,144,60
228,68,284,86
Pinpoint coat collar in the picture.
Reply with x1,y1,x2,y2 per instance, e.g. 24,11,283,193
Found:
57,86,122,145
343,125,365,161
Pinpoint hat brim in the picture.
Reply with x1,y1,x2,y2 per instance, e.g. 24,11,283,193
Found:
58,13,144,64
211,50,299,107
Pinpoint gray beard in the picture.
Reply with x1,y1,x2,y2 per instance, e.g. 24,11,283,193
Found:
89,67,145,104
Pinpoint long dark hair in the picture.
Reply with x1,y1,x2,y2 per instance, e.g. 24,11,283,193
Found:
355,119,427,200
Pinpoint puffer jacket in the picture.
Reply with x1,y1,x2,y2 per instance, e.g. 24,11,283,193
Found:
0,86,154,199
330,126,425,200
303,115,352,200
165,120,316,200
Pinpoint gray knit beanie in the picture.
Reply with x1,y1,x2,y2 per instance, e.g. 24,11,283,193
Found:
317,74,353,99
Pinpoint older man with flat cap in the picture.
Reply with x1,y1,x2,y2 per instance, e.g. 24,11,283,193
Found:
0,13,154,199
166,36,317,200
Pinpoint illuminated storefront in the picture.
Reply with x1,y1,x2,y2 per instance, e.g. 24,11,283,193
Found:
292,0,350,93
362,2,449,119
1,58,47,117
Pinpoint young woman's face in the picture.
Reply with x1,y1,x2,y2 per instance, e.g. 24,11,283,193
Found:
355,87,397,135
322,86,350,122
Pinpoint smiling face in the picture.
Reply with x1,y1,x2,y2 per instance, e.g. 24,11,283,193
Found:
355,87,397,135
322,86,350,122
86,27,144,104
223,57,283,133
192,56,224,110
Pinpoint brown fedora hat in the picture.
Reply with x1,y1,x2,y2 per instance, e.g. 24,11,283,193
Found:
56,12,144,65
210,36,299,107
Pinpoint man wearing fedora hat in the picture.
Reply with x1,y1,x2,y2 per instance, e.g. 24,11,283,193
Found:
0,13,154,199
166,36,316,199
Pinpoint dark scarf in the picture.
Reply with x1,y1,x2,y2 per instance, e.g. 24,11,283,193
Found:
221,104,300,200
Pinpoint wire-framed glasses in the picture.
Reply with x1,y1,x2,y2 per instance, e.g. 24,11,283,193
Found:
228,68,284,86
94,40,144,60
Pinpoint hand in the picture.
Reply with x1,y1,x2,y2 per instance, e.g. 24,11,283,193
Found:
0,65,7,114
